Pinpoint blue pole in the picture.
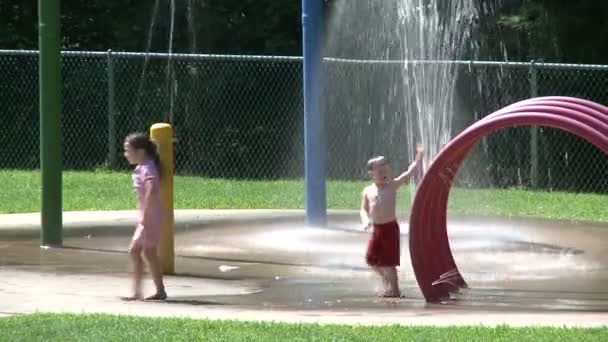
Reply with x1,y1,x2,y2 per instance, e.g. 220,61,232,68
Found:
302,0,326,226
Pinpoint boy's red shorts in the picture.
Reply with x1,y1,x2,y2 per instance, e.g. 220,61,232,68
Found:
366,220,400,267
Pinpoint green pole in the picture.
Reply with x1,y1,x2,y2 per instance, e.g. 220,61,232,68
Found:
39,0,63,246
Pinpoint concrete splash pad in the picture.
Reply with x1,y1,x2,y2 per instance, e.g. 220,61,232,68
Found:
1,210,608,325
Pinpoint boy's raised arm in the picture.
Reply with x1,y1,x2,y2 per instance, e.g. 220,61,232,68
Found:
394,161,418,186
394,144,424,187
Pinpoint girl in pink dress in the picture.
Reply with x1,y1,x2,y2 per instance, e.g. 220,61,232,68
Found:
121,133,167,301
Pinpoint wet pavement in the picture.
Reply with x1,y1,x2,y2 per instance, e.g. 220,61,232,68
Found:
1,210,608,326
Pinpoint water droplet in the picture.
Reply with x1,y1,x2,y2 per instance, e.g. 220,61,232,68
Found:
218,265,239,272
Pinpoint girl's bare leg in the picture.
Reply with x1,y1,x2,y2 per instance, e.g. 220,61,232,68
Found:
143,247,167,300
122,243,143,300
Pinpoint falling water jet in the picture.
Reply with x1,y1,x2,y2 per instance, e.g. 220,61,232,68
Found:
398,0,479,166
166,0,176,124
133,0,162,117
322,0,480,188
133,0,178,125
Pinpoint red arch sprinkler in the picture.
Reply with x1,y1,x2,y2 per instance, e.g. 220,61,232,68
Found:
408,96,608,302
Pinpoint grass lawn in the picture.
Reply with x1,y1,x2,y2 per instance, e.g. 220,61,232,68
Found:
1,170,606,222
0,313,606,342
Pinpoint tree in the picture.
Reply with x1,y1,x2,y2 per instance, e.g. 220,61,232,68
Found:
496,0,608,63
0,1,302,55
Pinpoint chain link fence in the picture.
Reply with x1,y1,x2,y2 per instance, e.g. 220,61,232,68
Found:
1,50,607,192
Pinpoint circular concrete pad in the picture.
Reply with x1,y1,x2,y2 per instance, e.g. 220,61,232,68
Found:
2,213,608,313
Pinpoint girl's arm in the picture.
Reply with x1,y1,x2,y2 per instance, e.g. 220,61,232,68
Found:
142,179,157,226
360,189,371,230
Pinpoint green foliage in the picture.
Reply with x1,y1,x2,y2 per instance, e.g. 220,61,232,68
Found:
2,1,606,62
0,1,301,55
497,2,546,32
494,0,608,63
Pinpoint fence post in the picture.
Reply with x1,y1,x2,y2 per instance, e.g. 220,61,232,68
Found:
529,60,539,189
39,0,63,247
107,49,117,168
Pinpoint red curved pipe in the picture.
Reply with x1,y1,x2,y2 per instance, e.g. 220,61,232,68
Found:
445,102,608,186
409,97,608,302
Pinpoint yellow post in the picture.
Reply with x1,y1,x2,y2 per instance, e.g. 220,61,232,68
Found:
150,123,175,274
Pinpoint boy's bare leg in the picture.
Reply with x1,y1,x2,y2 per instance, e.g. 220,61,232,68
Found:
371,266,388,296
383,267,400,297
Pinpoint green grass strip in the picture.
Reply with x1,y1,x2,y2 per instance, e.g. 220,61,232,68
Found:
1,170,606,222
0,313,606,342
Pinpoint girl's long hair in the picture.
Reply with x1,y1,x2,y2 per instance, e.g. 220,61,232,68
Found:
125,133,161,177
